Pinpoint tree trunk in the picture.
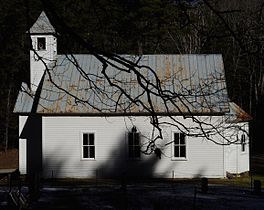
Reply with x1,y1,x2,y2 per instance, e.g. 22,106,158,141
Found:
5,86,11,152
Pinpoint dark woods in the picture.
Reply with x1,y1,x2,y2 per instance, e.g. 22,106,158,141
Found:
0,0,263,153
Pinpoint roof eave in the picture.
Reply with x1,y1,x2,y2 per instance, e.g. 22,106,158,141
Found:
14,111,227,117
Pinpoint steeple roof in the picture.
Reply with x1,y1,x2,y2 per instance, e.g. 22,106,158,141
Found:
29,11,55,34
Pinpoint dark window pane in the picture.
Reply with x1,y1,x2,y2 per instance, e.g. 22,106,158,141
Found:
37,37,46,50
134,146,141,158
83,134,88,145
134,133,140,145
83,146,88,158
174,133,179,144
174,146,179,157
128,146,133,157
180,146,186,157
89,146,95,158
180,134,185,145
128,132,140,158
241,134,245,152
128,133,133,145
89,133,94,145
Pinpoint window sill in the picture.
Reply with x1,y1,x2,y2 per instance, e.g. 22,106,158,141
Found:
81,158,96,161
171,157,187,161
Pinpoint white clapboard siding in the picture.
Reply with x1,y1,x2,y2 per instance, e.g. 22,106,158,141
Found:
19,116,28,174
30,35,57,91
224,123,249,174
42,116,227,178
19,139,27,175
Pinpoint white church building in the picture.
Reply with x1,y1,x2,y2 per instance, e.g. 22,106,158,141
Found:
14,11,251,179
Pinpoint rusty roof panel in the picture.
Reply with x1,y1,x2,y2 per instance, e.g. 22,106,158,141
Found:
226,102,253,123
15,54,231,115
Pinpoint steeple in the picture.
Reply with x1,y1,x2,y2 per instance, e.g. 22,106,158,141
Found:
29,11,57,91
30,11,56,34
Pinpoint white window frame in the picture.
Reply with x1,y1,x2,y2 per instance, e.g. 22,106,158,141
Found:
171,132,187,160
80,131,96,160
127,130,141,160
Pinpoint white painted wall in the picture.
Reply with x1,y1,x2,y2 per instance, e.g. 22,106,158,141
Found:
224,122,250,174
19,139,27,174
19,115,43,175
19,116,28,174
30,35,57,91
42,116,229,179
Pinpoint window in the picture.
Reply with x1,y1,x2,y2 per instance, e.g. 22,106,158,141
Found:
173,133,186,159
241,134,246,152
37,37,46,50
82,133,95,159
128,127,141,159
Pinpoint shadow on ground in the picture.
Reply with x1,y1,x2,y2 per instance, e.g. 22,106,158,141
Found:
2,179,264,210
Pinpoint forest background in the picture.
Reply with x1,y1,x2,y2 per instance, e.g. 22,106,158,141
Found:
0,0,263,155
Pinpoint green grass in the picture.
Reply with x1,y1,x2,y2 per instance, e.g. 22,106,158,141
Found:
209,174,264,188
39,174,264,189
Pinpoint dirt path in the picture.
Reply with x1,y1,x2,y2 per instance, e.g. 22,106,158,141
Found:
0,149,18,169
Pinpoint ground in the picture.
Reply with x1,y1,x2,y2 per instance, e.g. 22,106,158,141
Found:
1,179,264,210
0,149,18,170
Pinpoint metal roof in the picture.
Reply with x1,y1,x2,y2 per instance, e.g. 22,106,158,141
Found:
226,102,252,123
13,83,34,113
14,54,230,115
29,11,55,34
